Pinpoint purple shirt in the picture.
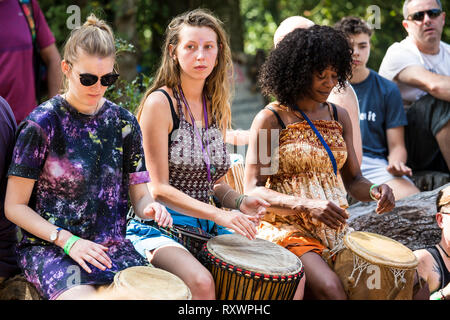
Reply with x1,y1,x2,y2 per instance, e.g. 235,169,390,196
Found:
0,96,19,279
0,0,55,124
7,96,150,299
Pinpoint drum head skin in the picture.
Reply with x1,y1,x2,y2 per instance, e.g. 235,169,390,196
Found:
206,234,302,275
114,266,191,300
344,232,418,269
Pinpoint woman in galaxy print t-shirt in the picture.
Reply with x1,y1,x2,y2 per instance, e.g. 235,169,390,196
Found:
4,14,172,300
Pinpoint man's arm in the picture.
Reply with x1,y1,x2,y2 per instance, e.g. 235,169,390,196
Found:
396,65,450,102
386,126,412,177
39,44,62,98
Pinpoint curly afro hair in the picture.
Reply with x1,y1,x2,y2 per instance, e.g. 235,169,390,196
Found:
258,25,353,108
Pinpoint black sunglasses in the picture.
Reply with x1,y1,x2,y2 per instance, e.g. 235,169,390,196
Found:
407,8,442,21
79,72,120,87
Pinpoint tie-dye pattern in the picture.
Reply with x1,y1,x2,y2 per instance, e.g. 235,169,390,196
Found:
7,95,149,299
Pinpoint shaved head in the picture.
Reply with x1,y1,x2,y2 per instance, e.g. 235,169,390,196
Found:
273,16,315,46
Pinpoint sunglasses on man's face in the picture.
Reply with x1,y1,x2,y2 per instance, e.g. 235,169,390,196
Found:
79,72,120,87
407,8,442,21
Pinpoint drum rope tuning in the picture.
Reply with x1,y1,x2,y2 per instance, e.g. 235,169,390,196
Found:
333,231,418,300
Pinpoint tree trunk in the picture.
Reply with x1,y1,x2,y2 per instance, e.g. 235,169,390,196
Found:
113,0,138,81
347,183,449,251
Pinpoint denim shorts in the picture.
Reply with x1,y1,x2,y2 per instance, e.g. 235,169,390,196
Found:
126,219,186,258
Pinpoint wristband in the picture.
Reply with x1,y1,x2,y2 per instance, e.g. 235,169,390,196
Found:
369,184,379,201
63,235,80,255
430,289,445,300
235,194,247,210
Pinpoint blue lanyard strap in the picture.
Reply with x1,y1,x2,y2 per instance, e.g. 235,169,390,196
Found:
296,108,338,176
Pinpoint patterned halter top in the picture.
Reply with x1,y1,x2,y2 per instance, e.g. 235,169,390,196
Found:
168,88,231,204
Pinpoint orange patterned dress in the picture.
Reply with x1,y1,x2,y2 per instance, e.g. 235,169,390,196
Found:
257,104,350,258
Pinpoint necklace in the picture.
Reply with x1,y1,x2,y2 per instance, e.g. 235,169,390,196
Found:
438,243,450,258
176,85,216,178
62,93,101,115
175,85,218,211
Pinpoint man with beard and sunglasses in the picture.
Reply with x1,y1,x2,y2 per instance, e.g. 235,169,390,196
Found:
379,0,450,176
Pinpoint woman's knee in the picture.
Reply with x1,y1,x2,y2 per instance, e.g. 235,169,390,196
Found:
301,252,347,300
189,268,215,298
316,276,347,300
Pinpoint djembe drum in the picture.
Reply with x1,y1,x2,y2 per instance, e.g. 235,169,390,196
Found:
200,234,304,300
333,231,418,300
95,266,192,300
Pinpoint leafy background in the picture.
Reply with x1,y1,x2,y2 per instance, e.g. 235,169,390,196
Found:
38,0,450,114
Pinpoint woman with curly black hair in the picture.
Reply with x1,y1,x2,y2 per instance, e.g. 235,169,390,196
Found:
244,25,395,299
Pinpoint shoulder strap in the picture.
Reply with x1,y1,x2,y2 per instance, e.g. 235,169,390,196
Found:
426,246,447,289
155,89,180,134
19,0,37,43
266,106,286,129
297,108,338,176
330,102,339,122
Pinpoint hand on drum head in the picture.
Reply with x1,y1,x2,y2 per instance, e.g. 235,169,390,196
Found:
68,239,112,274
215,210,258,240
142,202,173,228
302,199,349,230
370,184,395,214
239,196,270,224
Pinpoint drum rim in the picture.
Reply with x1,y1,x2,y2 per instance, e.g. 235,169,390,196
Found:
202,235,304,277
114,266,192,299
201,243,304,281
343,231,418,269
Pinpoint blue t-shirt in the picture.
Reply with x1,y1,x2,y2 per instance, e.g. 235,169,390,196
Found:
352,69,407,159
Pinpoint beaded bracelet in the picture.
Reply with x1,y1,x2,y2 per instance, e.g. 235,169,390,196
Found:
63,235,80,255
369,184,379,201
235,194,248,210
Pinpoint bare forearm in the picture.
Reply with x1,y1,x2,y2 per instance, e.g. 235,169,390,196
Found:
398,67,450,102
427,77,450,102
213,183,241,210
131,192,154,220
151,183,221,221
345,175,374,202
246,186,299,214
5,203,70,246
388,145,407,164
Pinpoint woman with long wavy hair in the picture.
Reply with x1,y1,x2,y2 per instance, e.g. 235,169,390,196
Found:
127,9,270,299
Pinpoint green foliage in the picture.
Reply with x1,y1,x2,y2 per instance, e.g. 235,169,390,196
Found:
104,37,151,116
38,0,450,113
241,0,450,70
104,73,152,115
38,0,114,52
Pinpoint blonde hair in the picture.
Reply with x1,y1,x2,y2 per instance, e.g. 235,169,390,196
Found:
62,14,116,91
136,8,234,134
